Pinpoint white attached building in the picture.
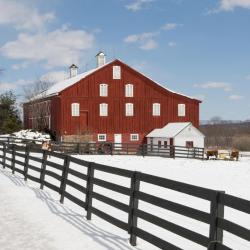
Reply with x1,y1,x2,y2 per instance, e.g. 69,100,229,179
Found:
146,122,205,148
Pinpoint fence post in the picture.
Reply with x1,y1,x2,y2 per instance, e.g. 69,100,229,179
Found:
40,150,48,189
85,162,95,220
208,191,225,250
24,144,30,181
128,171,141,246
11,144,16,174
170,146,175,158
2,143,6,169
60,155,70,203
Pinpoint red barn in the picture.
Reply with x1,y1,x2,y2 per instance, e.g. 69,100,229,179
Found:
23,52,201,144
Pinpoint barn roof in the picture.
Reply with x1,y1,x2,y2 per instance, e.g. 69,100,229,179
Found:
34,59,201,102
146,122,192,138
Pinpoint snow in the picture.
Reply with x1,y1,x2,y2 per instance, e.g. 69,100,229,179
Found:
0,152,249,250
34,61,114,99
0,130,50,143
146,122,191,137
34,59,198,101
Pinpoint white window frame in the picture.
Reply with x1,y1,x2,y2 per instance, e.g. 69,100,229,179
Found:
99,103,108,116
98,134,106,142
178,104,186,117
113,66,121,79
130,134,139,141
152,103,161,116
126,103,134,116
71,103,80,116
125,84,134,97
100,83,108,97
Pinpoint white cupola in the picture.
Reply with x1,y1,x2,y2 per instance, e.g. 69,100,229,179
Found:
95,51,106,68
69,64,78,78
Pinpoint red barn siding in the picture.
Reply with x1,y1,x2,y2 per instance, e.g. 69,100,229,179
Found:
23,59,200,143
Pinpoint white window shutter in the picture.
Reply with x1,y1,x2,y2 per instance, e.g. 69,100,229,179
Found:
152,103,160,116
100,103,108,116
100,84,108,97
113,66,121,79
126,103,134,116
178,104,186,116
125,84,134,97
71,103,80,116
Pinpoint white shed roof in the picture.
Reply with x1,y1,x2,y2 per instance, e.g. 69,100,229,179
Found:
146,122,192,138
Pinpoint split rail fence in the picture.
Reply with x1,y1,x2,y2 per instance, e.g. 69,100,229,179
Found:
0,142,249,250
0,137,205,160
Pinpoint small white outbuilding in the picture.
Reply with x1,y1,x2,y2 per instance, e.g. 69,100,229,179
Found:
146,122,205,148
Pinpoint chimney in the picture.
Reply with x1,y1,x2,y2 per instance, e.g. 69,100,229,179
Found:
95,51,106,68
69,64,78,78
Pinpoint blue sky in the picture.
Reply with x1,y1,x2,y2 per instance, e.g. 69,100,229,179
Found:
0,0,250,120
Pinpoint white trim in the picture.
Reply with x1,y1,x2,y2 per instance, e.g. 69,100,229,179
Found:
99,103,108,116
71,103,80,116
178,104,186,117
153,103,160,116
126,103,134,116
130,134,139,141
113,66,121,79
98,134,106,142
125,84,133,97
100,83,108,97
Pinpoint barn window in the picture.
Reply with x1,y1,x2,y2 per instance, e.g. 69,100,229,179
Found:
152,103,161,116
164,141,168,148
125,84,134,97
100,103,108,116
130,134,139,141
71,103,80,116
126,103,134,116
98,134,106,142
113,66,121,79
100,83,108,97
178,104,186,117
158,141,162,148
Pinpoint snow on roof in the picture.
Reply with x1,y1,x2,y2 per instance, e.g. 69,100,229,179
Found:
34,59,200,101
146,122,192,138
34,61,114,99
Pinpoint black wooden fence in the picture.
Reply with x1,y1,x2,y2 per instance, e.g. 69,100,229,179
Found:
0,142,249,250
0,136,205,159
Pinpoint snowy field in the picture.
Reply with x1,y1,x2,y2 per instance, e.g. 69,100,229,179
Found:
0,153,250,250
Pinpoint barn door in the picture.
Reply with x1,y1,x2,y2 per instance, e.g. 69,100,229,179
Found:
114,134,122,150
79,111,88,132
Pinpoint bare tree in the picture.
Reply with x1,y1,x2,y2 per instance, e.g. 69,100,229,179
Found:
23,78,53,101
23,79,54,131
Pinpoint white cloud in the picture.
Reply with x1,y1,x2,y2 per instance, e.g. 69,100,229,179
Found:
126,0,155,11
40,70,67,83
0,79,32,91
168,42,177,47
193,81,232,91
124,32,157,50
209,0,250,13
162,23,181,31
139,39,157,50
0,0,55,31
229,94,244,100
0,27,95,68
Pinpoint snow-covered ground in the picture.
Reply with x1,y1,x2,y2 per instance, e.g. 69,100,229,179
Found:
0,153,249,250
0,130,50,143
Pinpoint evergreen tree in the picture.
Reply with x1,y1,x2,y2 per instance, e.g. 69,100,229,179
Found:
0,91,22,134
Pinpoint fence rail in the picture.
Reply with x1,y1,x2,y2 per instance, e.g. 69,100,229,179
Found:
0,142,249,250
0,136,205,160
